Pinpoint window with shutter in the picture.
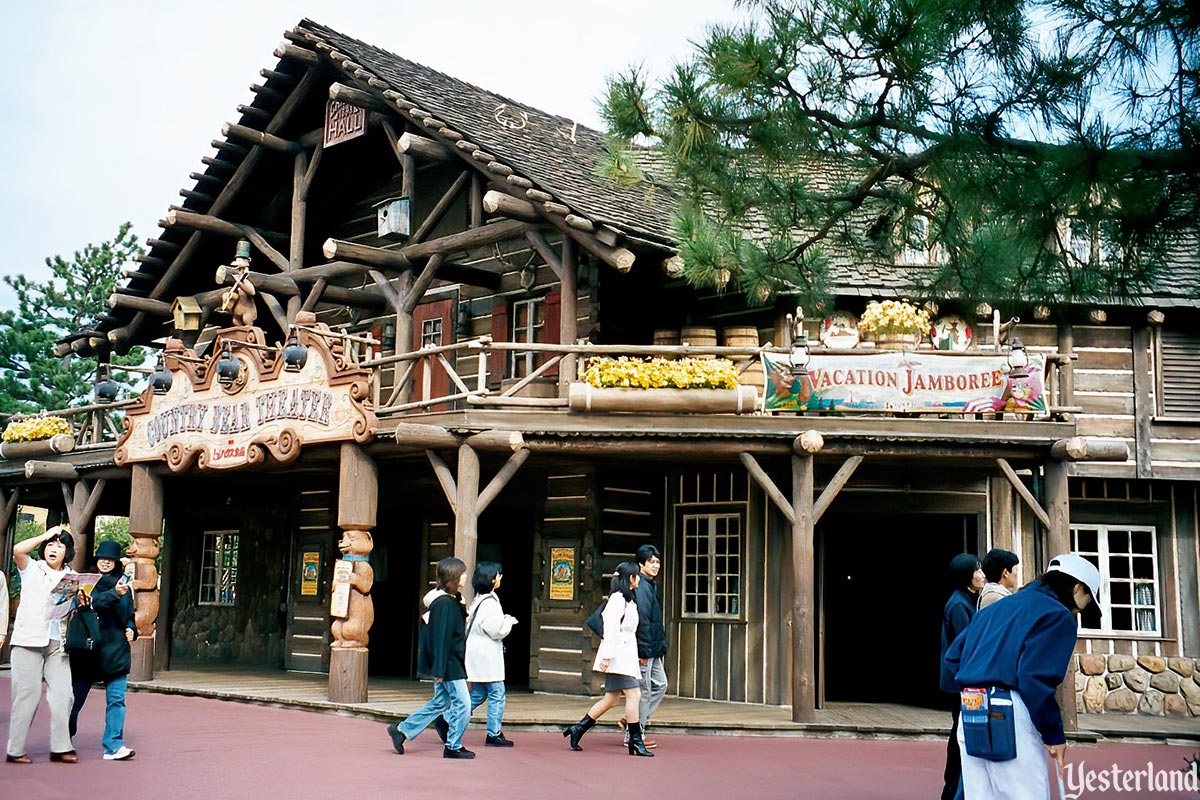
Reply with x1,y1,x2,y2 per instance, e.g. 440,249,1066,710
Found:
1158,328,1200,416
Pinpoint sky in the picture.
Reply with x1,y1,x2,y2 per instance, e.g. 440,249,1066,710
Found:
0,0,742,311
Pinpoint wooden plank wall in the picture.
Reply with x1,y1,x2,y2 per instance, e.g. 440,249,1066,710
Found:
528,468,597,694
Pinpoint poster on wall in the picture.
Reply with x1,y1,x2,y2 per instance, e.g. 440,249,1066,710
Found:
761,351,1047,414
549,546,576,601
301,551,320,597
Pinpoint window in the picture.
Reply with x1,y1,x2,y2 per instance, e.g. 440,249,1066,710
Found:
509,296,545,378
1157,328,1200,416
420,317,443,349
681,511,742,617
1070,524,1159,635
200,530,239,605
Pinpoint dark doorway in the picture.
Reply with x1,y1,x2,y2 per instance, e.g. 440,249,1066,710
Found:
477,488,536,688
820,511,978,708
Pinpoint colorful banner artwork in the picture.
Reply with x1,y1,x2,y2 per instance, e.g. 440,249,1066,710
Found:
761,351,1047,414
549,547,576,601
301,551,320,597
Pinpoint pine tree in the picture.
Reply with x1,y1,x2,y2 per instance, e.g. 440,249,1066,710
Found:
602,0,1198,308
0,224,147,414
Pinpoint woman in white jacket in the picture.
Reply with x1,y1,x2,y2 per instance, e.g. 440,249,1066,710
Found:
562,562,653,757
465,562,517,747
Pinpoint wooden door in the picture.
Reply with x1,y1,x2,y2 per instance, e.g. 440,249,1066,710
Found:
411,298,454,411
285,486,336,673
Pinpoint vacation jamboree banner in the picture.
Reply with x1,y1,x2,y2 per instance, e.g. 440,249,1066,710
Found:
760,351,1047,414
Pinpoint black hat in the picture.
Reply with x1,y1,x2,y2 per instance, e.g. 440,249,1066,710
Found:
95,539,124,561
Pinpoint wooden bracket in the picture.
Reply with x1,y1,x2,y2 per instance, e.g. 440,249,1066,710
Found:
813,456,864,525
739,452,794,524
996,458,1050,528
475,448,530,516
427,449,458,514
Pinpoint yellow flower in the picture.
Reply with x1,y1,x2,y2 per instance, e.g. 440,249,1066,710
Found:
584,356,738,390
2,414,72,443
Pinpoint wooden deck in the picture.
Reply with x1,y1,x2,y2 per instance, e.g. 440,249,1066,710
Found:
111,666,1199,743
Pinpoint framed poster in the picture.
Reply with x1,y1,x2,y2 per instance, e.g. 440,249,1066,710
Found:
330,560,353,618
301,551,320,596
548,545,576,601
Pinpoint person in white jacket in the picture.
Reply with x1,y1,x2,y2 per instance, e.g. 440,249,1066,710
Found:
562,562,653,757
465,562,518,747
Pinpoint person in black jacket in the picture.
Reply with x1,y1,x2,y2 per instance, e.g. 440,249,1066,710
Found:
68,539,137,761
940,553,984,800
621,544,667,749
386,557,475,759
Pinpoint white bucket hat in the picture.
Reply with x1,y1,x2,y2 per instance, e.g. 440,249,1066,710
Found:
1046,553,1102,601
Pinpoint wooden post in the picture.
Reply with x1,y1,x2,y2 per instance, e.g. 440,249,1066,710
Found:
62,478,106,572
559,237,577,395
1043,457,1077,732
1057,322,1074,407
791,450,816,723
290,150,307,272
1131,326,1153,478
330,443,378,703
989,476,1014,553
395,270,414,406
454,443,481,605
128,464,163,681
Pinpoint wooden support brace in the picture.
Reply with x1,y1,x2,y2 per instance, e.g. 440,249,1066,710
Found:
524,229,563,279
260,292,291,335
813,456,864,525
475,447,530,516
410,172,471,244
739,452,794,524
426,450,458,513
165,209,290,272
402,255,444,314
368,269,402,313
996,458,1050,529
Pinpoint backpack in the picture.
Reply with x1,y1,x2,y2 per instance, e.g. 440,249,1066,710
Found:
65,606,101,652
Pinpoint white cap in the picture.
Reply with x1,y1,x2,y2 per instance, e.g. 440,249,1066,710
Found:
1046,553,1102,601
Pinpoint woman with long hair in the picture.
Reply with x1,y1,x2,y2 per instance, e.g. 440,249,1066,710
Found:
563,561,653,757
386,557,475,759
68,539,137,761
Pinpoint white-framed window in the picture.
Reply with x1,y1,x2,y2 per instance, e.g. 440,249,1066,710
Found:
200,530,239,606
509,296,544,378
681,510,742,618
421,317,443,349
1070,524,1160,635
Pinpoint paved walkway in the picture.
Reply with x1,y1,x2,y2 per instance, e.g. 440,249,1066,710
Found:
3,678,1198,800
117,665,1200,743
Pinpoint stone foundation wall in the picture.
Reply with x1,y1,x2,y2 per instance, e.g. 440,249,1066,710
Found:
1075,654,1199,717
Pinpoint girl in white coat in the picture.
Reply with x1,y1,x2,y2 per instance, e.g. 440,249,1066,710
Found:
562,561,653,757
465,562,517,747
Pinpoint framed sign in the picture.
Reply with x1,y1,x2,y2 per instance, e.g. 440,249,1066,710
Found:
324,99,367,147
548,545,576,602
331,560,353,618
301,551,320,596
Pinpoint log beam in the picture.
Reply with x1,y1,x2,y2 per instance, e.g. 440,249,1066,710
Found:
107,294,172,316
996,458,1050,528
394,422,461,450
524,229,563,279
483,189,539,221
323,219,528,266
739,452,794,524
221,122,301,153
165,209,290,272
475,448,530,516
813,456,864,524
24,460,79,480
328,81,388,112
427,450,458,515
410,171,471,244
454,444,481,604
791,452,816,723
1050,437,1130,462
1044,457,1076,732
398,131,452,161
558,236,577,393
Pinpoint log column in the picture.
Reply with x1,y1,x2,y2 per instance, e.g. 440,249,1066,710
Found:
128,464,163,681
454,443,481,605
330,443,378,703
1043,458,1077,732
790,431,822,723
558,237,577,396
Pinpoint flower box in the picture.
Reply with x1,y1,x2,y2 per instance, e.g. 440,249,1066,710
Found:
0,433,76,460
568,383,759,414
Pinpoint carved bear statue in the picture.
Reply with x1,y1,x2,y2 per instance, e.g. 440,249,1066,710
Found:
125,535,161,637
331,529,374,649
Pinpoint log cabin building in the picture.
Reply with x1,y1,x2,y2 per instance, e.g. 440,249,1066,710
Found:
2,19,1198,723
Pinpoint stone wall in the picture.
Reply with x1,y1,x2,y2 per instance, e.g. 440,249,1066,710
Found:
1075,653,1199,717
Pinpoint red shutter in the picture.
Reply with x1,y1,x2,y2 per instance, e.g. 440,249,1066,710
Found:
489,301,508,387
539,291,561,378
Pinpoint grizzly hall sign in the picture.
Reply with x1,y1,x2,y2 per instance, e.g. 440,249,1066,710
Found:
116,327,376,472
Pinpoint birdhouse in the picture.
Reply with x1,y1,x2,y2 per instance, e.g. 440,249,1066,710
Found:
374,196,411,238
171,296,203,331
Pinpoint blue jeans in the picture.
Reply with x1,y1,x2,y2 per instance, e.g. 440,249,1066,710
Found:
399,679,470,750
469,681,506,737
102,676,128,754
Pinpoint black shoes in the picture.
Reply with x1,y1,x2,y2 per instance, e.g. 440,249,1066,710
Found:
433,715,450,744
627,721,654,757
386,722,406,754
485,733,515,747
562,714,597,751
443,746,476,759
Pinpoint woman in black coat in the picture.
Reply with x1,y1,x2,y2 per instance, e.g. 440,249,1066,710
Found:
68,539,137,761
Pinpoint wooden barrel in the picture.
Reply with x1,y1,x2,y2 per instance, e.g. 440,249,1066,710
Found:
723,326,765,391
680,326,718,358
653,329,680,347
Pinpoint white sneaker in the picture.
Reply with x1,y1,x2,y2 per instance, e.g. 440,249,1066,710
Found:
103,747,135,761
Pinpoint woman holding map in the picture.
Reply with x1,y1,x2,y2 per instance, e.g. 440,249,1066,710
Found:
5,525,77,764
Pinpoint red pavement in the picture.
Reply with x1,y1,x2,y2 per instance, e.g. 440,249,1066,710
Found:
1,678,1197,799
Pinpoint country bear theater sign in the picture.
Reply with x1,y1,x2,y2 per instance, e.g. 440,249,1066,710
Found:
116,325,377,472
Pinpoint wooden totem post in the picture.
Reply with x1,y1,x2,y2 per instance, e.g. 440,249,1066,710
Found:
330,442,377,703
790,431,822,723
128,464,163,681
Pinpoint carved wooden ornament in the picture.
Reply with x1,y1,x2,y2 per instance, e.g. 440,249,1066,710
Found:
115,326,377,472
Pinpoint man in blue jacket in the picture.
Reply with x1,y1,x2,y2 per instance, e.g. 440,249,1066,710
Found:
623,544,667,749
941,554,984,800
945,554,1102,800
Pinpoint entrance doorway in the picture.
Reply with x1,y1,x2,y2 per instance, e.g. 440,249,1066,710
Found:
476,492,535,687
819,511,979,708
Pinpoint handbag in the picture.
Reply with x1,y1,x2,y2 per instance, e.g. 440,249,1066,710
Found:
960,687,1017,762
584,600,606,637
65,606,101,652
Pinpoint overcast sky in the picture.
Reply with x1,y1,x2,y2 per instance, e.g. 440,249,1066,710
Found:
0,0,740,311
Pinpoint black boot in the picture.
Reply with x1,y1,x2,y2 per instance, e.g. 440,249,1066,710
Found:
562,714,597,751
627,721,654,757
